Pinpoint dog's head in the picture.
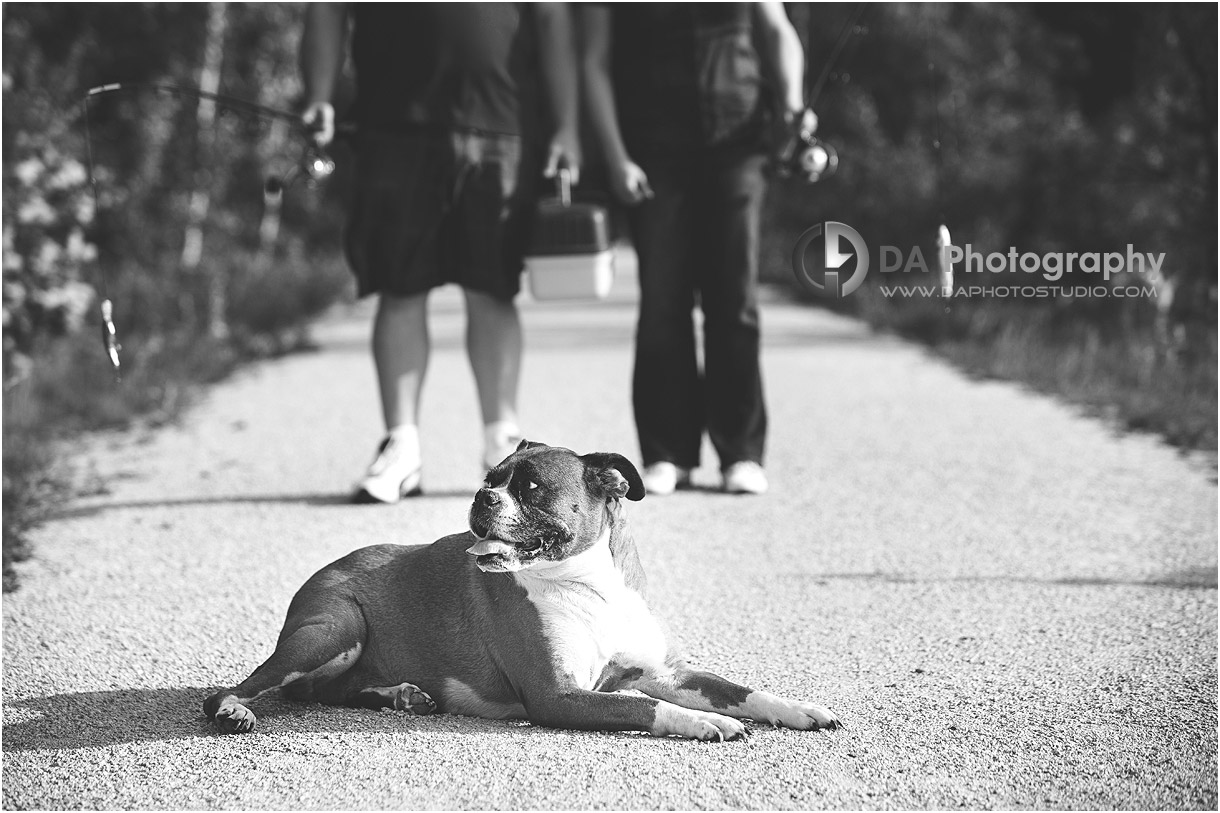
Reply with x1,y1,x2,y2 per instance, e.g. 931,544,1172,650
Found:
466,440,645,573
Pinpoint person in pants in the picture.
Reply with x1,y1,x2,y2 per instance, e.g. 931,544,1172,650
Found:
582,3,807,494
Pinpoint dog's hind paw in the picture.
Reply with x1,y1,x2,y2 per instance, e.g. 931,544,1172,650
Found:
212,702,257,734
691,714,748,742
391,683,437,715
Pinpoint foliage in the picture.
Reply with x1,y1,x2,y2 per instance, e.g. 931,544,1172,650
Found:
1,3,352,590
760,2,1217,453
770,2,1217,321
3,145,97,379
3,4,349,355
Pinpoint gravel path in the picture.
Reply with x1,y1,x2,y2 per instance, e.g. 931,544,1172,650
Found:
4,261,1216,809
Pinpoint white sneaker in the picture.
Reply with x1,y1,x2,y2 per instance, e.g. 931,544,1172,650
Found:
641,462,692,497
353,436,423,504
722,461,768,495
483,423,524,471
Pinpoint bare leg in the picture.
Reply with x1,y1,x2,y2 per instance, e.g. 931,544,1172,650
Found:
372,292,430,431
463,288,521,427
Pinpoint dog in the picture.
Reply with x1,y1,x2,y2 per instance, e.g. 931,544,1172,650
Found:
203,441,839,741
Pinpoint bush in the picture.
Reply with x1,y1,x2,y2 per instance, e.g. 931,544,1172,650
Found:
1,5,354,590
3,144,99,381
759,3,1216,453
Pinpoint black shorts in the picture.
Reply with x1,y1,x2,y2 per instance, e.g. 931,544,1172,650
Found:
345,129,537,302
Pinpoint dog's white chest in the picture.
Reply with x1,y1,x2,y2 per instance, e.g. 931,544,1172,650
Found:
514,541,667,689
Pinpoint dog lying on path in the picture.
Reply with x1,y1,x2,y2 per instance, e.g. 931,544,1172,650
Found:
204,441,839,741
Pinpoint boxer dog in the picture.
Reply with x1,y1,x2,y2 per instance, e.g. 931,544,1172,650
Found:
203,441,838,741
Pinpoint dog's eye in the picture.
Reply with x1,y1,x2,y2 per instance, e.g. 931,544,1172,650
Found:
527,481,540,490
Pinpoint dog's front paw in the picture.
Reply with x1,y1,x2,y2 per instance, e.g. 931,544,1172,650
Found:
212,702,257,734
758,697,840,731
654,703,747,742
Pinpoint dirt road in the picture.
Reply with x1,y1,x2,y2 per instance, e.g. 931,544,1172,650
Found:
4,265,1216,809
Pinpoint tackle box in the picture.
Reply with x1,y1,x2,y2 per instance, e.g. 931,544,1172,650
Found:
524,170,615,301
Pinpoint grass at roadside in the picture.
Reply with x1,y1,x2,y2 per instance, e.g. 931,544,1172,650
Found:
2,248,350,592
935,316,1217,452
712,185,1215,456
761,227,1217,456
3,328,240,592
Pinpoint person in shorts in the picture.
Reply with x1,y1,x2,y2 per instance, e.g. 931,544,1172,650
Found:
301,4,580,503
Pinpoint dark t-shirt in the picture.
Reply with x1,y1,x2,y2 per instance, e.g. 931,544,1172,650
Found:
351,3,538,136
608,3,766,152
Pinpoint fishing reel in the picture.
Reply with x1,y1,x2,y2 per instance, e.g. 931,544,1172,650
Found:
264,140,336,198
774,108,838,184
784,133,838,184
300,143,337,183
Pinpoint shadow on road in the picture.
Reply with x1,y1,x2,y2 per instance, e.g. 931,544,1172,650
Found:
805,567,1218,590
1,687,534,752
4,687,224,752
2,687,683,753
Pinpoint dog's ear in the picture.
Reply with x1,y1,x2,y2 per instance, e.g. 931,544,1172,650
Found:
580,452,646,501
516,439,549,453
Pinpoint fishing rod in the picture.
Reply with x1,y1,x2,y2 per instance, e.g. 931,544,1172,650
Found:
783,4,958,304
82,81,337,380
87,81,300,122
807,3,869,110
777,3,869,184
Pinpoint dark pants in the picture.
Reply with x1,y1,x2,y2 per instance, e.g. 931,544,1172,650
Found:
627,149,768,470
